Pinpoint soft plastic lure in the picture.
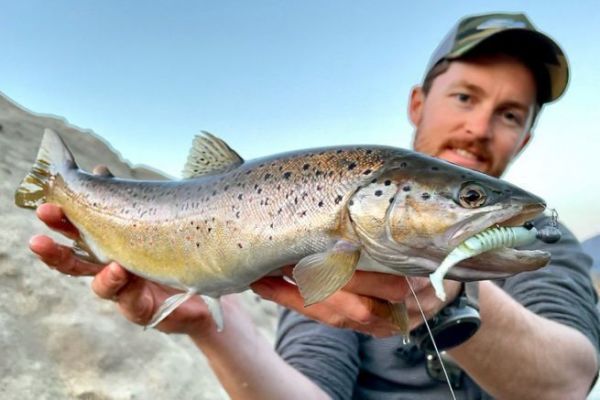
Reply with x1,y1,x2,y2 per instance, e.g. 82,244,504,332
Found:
430,223,561,301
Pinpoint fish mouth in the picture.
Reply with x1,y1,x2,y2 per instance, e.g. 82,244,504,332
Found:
438,202,550,279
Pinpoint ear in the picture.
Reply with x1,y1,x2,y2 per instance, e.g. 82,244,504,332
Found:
409,86,425,127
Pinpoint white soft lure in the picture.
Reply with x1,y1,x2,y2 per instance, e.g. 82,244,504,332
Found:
430,226,539,301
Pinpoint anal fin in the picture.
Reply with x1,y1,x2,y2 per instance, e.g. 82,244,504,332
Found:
201,295,224,332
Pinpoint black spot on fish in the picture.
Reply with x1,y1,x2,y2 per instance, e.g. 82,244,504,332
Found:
366,149,372,154
283,172,292,180
276,184,281,191
421,193,431,200
235,211,240,218
254,184,259,190
224,185,229,191
389,197,395,204
264,173,272,181
402,185,411,192
349,200,354,206
400,162,408,168
384,180,391,186
299,210,307,217
269,235,273,240
336,149,343,154
257,188,263,194
334,195,343,204
303,163,310,170
374,190,383,197
431,166,439,171
246,170,252,175
238,243,243,249
207,227,212,233
315,170,323,177
278,208,283,214
348,162,357,170
238,193,243,200
259,163,265,168
270,223,274,229
318,200,324,207
328,171,335,177
196,226,200,230
294,197,298,205
196,242,200,248
212,190,217,196
363,169,372,175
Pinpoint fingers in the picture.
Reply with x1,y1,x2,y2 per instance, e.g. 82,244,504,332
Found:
251,277,405,337
114,279,156,326
29,234,103,276
342,271,412,302
36,203,80,239
91,262,131,299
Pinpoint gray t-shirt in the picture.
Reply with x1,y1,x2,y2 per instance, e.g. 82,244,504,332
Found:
275,217,600,400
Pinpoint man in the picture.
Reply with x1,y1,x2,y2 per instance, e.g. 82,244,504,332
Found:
30,13,599,399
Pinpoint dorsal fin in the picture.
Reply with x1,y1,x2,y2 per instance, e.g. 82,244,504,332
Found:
182,131,244,178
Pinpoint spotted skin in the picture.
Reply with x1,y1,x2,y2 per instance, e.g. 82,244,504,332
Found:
17,132,552,300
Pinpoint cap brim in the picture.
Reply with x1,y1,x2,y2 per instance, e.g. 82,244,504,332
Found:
447,29,568,103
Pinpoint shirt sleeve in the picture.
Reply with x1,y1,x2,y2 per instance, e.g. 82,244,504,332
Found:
499,218,600,352
275,307,361,400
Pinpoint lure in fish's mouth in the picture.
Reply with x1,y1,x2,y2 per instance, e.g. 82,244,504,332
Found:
431,203,559,299
444,202,546,249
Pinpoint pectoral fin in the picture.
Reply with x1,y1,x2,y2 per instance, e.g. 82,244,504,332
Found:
293,240,361,306
145,289,197,330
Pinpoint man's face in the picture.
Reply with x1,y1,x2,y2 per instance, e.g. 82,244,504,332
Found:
409,54,537,177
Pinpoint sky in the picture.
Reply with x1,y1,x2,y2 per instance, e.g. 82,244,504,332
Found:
1,1,599,240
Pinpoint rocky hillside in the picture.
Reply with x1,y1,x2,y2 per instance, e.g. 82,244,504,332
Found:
0,93,277,399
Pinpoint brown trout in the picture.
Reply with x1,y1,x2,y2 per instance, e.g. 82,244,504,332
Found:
16,129,551,329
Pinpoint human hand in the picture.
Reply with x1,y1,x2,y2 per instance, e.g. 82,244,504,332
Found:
251,267,461,338
30,203,222,337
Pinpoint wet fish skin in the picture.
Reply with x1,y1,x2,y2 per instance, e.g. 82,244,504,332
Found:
15,130,551,327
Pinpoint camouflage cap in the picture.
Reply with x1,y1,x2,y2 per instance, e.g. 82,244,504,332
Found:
426,13,569,103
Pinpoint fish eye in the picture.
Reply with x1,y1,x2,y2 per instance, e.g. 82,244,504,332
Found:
458,183,487,208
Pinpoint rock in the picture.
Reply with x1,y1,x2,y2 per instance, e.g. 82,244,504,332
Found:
0,92,278,399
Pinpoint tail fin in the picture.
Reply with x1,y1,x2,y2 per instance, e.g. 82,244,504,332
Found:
15,129,77,209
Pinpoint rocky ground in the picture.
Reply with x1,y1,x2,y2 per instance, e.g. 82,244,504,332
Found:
0,93,278,399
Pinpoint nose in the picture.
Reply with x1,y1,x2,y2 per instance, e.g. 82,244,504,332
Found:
464,108,493,140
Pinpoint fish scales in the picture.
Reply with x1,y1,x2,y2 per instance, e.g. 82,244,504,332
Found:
48,144,397,295
16,130,553,328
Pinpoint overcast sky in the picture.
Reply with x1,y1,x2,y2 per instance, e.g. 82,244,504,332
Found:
1,1,599,240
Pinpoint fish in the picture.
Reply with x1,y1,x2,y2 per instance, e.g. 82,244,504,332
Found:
15,129,552,330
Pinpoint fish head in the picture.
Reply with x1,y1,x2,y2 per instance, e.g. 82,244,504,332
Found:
348,152,550,279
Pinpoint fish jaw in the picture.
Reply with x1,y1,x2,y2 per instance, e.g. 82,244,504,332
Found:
442,202,546,248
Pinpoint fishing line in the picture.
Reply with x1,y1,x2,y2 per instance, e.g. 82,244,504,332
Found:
405,277,457,400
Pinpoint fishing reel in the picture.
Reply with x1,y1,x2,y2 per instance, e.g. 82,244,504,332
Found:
410,282,480,353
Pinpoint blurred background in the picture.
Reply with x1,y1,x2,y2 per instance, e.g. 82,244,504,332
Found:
1,0,598,240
